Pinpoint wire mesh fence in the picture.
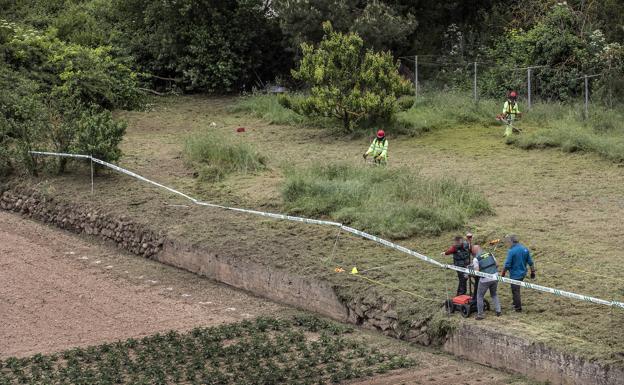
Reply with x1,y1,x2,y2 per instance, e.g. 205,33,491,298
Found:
399,55,609,119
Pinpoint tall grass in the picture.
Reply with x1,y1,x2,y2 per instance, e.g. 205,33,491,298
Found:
184,132,267,181
230,94,304,125
282,163,492,239
508,103,624,162
396,91,499,134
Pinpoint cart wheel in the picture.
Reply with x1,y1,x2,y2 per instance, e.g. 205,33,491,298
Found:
443,300,455,313
461,304,471,318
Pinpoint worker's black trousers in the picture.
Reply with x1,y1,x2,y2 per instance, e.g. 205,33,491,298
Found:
456,271,467,295
511,278,524,310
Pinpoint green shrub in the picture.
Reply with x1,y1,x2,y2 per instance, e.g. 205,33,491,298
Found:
184,132,267,181
74,109,127,164
282,163,492,239
283,22,412,132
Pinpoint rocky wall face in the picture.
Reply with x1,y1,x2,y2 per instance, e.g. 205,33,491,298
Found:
0,188,165,258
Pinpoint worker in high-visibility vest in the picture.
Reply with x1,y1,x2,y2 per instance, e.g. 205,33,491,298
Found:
363,130,388,163
503,91,521,137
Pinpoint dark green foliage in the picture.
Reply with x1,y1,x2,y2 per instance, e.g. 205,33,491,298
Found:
74,108,126,164
0,67,48,175
274,0,417,53
0,20,141,110
481,4,624,102
0,19,133,175
282,163,492,239
110,0,289,92
0,316,415,384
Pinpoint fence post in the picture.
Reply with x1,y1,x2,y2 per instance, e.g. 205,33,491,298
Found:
90,157,94,194
584,75,589,120
473,61,478,103
414,55,418,100
527,68,532,109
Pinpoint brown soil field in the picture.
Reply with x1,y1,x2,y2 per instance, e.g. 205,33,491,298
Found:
0,210,283,358
0,211,534,384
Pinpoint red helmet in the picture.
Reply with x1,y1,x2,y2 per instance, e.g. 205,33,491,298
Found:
509,91,517,98
376,129,385,138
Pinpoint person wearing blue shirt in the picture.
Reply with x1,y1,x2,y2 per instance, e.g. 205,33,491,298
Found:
501,234,536,312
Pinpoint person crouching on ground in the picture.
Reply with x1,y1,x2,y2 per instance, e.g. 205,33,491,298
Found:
472,245,502,320
363,130,388,164
441,236,471,295
501,234,536,312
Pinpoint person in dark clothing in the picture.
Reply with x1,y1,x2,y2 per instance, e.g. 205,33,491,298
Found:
501,234,536,312
442,236,472,295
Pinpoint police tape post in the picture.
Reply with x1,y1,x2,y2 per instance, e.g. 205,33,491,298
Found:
29,151,624,310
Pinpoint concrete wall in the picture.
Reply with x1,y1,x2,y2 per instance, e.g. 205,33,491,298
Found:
157,240,349,321
445,324,624,385
2,185,622,385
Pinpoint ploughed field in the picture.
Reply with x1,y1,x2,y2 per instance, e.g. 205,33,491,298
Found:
0,212,534,385
14,95,624,365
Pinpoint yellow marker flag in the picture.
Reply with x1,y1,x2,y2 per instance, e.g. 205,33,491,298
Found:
351,266,359,275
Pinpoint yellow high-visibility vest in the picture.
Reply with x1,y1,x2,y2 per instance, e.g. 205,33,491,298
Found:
366,138,388,159
503,100,520,115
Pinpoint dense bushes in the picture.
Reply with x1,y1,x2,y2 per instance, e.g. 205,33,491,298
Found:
282,163,492,239
1,21,140,110
0,20,136,176
481,4,624,102
0,68,47,175
112,0,288,93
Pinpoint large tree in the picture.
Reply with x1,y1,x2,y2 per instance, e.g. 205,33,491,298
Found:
281,22,411,132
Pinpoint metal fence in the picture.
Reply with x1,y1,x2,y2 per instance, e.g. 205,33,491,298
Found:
399,55,606,119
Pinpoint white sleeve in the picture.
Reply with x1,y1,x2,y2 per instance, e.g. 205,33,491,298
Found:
472,258,480,271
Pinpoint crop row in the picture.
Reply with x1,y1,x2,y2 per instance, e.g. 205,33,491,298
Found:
0,315,414,385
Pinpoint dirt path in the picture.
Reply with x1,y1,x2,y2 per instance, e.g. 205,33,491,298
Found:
0,211,283,358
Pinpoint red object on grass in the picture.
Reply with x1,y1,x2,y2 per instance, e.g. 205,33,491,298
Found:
452,295,472,305
236,127,246,133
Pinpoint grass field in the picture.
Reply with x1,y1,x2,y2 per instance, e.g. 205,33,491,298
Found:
23,94,624,366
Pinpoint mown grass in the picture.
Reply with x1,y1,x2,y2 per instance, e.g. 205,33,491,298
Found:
183,131,267,181
233,92,624,162
282,163,492,239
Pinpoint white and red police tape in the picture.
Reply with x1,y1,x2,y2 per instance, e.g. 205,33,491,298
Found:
30,151,624,309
